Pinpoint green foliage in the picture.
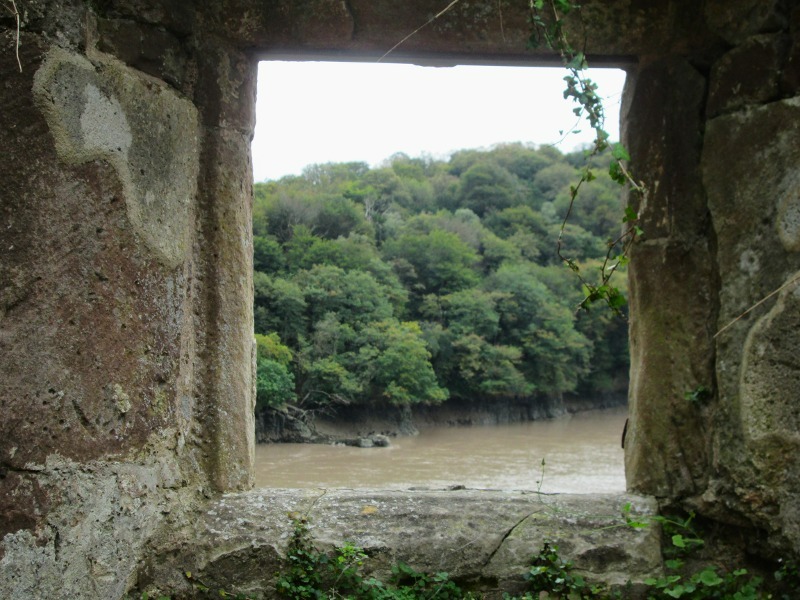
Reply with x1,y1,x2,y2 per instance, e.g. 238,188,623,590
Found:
774,558,800,600
255,332,293,366
254,332,297,409
528,0,645,313
383,228,480,298
640,512,769,600
502,541,614,600
456,161,520,217
256,357,296,409
276,515,471,600
254,235,285,273
684,386,712,405
356,320,449,405
252,142,631,419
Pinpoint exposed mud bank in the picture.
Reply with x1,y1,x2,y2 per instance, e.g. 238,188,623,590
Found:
255,392,628,445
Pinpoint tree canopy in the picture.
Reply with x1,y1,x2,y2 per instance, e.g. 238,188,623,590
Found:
252,143,629,416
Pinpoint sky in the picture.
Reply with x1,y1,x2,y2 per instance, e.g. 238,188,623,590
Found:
252,61,626,183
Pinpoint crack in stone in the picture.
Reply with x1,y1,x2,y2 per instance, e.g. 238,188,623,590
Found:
302,488,329,518
482,512,533,568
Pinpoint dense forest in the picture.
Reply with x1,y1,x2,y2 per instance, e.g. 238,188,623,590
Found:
252,143,629,422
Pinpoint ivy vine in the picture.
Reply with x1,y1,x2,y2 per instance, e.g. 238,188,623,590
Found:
529,0,645,313
4,0,21,72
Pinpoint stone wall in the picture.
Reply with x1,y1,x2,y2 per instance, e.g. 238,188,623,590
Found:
0,3,255,596
623,0,800,555
1,0,799,597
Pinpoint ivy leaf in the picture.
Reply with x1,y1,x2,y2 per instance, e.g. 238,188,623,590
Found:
672,534,687,548
555,0,574,13
609,161,626,184
566,52,587,70
607,289,627,310
612,143,631,161
623,206,638,223
697,568,723,587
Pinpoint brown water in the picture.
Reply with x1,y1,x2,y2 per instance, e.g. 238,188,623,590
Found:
254,407,627,493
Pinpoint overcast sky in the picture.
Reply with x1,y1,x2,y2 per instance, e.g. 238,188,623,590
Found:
252,61,626,182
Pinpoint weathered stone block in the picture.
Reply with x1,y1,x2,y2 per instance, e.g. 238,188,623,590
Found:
705,0,786,45
625,240,716,498
703,96,800,550
707,34,788,117
782,6,800,95
96,18,190,90
33,47,200,269
621,57,708,241
0,29,206,599
139,489,661,598
193,125,256,492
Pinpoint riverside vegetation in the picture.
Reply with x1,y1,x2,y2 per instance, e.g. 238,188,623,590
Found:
252,144,629,426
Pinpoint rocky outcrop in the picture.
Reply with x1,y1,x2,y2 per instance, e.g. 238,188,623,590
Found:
138,489,662,599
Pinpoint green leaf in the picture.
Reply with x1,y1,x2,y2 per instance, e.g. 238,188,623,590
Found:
672,534,687,548
607,289,627,309
623,206,638,223
609,161,625,184
697,568,723,587
664,585,686,598
566,53,587,70
612,143,631,161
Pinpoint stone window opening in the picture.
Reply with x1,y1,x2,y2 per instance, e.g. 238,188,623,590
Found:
249,59,630,494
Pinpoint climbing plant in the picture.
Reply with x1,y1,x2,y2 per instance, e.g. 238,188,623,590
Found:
528,0,645,313
4,0,22,72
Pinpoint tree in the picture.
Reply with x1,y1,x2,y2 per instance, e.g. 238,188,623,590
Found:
255,333,296,409
382,229,479,298
456,162,520,217
356,320,448,405
485,263,591,395
256,358,296,409
294,265,395,327
254,235,285,274
254,274,308,344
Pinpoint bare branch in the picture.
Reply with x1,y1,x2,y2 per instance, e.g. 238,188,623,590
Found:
5,0,21,72
377,0,462,62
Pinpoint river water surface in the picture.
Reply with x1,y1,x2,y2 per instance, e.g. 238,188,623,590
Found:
254,407,627,493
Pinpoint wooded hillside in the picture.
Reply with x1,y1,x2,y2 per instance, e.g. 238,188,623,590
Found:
252,143,629,418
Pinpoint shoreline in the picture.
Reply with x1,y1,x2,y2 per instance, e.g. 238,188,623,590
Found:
255,392,628,445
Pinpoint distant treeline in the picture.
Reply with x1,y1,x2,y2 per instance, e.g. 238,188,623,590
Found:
252,143,629,417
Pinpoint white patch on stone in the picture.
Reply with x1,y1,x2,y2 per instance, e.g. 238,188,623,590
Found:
738,249,761,275
80,83,132,159
778,179,800,252
32,47,199,270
